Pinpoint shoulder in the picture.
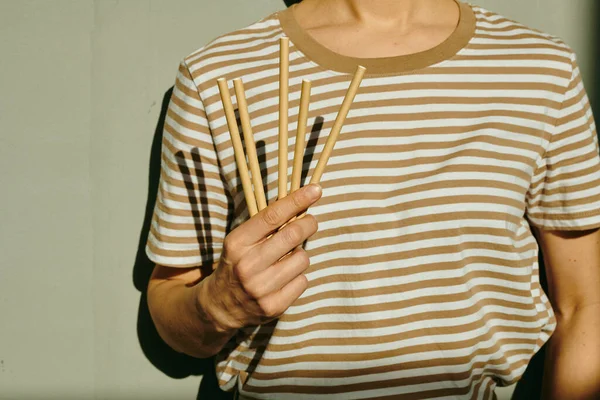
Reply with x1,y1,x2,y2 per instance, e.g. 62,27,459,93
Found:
469,3,576,66
179,11,283,92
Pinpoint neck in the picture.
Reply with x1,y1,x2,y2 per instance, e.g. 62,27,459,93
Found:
313,0,452,26
345,0,424,23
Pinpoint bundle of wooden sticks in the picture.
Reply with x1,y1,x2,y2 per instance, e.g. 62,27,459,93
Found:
217,37,366,218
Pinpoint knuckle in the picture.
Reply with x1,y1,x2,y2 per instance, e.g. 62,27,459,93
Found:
257,299,279,318
222,237,238,260
244,282,262,300
283,224,304,244
298,274,309,292
263,206,283,227
291,191,304,209
295,250,310,269
305,214,318,233
232,259,250,282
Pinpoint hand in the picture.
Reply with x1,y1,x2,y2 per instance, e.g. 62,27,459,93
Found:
199,184,322,333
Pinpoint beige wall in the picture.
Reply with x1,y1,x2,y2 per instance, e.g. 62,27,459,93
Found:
0,1,95,399
0,1,595,399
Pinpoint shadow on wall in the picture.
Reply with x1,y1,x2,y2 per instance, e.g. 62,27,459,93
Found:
132,87,233,400
132,4,302,399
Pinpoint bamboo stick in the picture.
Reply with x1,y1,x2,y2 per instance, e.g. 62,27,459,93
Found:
278,36,290,199
217,78,258,217
233,78,267,211
310,65,366,185
291,79,311,193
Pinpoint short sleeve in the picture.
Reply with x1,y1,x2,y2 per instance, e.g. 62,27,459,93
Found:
145,60,232,267
525,54,600,231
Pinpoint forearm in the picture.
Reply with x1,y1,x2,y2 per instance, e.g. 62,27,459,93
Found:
542,304,600,400
147,275,237,358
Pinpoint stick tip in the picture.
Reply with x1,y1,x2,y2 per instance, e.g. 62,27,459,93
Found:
232,78,244,94
216,78,229,92
357,65,367,72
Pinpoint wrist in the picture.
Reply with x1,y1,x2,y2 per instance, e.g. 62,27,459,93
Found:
194,273,240,335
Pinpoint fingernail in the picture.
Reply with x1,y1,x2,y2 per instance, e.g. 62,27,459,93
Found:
306,184,322,199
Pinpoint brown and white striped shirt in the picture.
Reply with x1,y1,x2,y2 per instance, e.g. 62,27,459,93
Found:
146,1,600,398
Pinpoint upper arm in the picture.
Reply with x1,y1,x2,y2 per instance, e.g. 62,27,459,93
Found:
532,226,600,319
523,50,600,319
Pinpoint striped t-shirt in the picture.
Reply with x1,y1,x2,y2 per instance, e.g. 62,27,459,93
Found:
146,1,600,398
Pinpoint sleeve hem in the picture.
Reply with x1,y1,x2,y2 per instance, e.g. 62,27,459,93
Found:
528,207,600,221
526,211,600,232
145,244,218,269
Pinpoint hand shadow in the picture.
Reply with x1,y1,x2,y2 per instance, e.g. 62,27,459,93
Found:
132,86,232,400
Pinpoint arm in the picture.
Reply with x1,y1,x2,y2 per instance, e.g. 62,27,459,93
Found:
147,184,321,358
147,264,233,358
533,226,600,400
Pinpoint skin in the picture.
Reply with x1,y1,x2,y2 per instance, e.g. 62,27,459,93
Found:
148,184,322,357
292,0,460,59
533,227,600,400
148,1,600,397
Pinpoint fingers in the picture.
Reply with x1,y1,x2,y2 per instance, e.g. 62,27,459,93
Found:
256,273,309,320
212,185,319,330
244,247,310,299
225,184,322,257
233,213,318,278
256,184,321,235
252,213,318,271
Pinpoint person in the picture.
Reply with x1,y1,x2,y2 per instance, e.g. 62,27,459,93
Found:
145,0,600,398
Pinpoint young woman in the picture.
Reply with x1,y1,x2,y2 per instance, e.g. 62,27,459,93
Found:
146,0,600,398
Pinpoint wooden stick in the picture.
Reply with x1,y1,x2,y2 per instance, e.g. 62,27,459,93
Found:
217,78,258,217
233,78,267,212
310,65,366,185
277,79,310,235
278,36,290,199
291,79,311,193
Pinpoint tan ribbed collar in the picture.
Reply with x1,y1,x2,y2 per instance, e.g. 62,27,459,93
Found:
278,1,476,75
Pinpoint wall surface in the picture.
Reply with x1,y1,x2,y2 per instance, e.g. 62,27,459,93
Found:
0,0,596,399
0,1,95,399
